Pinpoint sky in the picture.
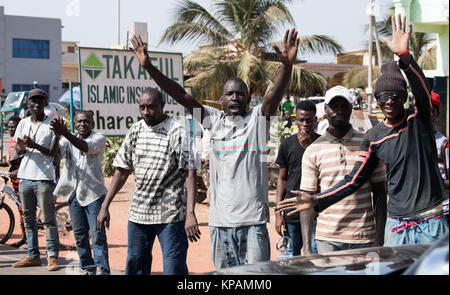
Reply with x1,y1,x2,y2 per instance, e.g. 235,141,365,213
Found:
0,0,393,62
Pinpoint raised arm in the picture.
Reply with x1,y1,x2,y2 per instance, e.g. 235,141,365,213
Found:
261,28,299,117
130,35,205,121
381,14,433,123
50,118,89,153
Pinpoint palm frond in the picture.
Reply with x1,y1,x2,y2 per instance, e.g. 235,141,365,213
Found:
159,0,232,45
342,66,381,89
297,35,343,55
418,45,436,70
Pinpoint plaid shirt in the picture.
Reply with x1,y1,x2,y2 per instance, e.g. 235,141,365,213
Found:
113,117,194,225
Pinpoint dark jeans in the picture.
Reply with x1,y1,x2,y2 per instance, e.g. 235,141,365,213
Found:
69,196,110,275
283,222,303,256
125,220,188,275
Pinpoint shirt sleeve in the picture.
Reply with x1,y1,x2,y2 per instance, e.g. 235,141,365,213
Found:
201,105,222,130
275,139,288,166
112,128,135,171
300,147,319,192
13,119,25,142
369,160,387,183
398,57,433,127
86,133,106,155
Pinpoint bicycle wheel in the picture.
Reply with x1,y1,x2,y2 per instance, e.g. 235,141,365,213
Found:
0,203,15,244
55,202,76,250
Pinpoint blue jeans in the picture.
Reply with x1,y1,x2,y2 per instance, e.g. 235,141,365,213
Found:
315,240,373,253
19,179,58,259
282,222,303,256
69,196,110,275
210,224,270,270
125,221,188,275
384,213,448,246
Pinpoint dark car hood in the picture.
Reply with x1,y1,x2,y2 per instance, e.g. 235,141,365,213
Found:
207,244,431,275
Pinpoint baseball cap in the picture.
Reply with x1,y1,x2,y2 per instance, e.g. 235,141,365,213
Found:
28,88,49,100
325,86,353,105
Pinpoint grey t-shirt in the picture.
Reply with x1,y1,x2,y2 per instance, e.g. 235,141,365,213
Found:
202,104,270,227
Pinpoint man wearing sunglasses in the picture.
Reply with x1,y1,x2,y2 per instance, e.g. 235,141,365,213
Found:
277,15,448,246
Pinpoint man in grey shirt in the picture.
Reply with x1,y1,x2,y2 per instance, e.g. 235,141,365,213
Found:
130,28,300,269
51,111,110,275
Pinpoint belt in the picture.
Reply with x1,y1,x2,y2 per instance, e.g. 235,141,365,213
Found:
391,212,444,234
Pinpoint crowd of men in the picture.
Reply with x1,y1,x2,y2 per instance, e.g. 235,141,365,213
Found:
4,16,448,275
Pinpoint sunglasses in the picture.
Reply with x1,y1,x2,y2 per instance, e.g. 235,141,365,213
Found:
375,93,405,103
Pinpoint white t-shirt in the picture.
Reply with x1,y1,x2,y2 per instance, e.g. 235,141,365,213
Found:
14,116,56,181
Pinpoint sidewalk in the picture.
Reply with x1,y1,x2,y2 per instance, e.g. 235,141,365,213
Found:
0,243,123,275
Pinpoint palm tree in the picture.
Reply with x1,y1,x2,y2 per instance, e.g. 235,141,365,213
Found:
344,11,436,89
160,0,343,101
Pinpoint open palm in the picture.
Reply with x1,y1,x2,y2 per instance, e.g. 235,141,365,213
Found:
381,14,411,54
273,29,300,66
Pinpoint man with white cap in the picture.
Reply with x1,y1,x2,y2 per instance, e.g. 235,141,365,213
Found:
290,86,387,253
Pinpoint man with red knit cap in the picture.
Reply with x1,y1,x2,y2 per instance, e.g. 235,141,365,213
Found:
277,15,448,246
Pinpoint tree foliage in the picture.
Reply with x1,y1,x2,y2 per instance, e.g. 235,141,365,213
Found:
160,0,343,101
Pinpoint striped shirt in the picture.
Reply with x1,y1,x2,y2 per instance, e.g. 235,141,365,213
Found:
113,117,194,225
300,127,386,244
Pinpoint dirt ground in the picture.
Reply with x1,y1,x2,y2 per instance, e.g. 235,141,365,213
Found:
3,173,283,274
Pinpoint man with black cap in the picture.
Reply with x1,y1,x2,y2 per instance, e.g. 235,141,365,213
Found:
11,88,61,271
277,15,448,246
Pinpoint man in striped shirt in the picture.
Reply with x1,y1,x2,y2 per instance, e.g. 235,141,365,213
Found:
296,86,387,253
97,89,200,275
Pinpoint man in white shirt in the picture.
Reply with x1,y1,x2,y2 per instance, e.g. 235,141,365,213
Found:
11,88,60,271
51,111,110,275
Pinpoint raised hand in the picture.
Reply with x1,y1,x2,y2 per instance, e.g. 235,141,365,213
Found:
273,28,300,67
298,129,312,149
50,118,68,137
275,190,317,215
130,35,150,68
381,14,412,55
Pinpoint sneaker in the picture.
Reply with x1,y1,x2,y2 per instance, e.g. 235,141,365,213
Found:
47,257,59,271
10,238,27,248
12,256,41,268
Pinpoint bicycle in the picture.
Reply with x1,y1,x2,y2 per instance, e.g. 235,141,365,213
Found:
0,171,75,250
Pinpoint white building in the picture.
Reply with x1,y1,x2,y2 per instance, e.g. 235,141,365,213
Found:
0,6,62,101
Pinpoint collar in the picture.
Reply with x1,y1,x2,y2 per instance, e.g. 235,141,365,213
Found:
324,125,354,143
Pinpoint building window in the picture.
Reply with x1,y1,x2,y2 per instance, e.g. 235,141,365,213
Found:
12,84,50,94
12,39,50,59
67,46,75,53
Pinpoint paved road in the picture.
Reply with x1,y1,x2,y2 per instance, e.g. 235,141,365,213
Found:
0,243,123,275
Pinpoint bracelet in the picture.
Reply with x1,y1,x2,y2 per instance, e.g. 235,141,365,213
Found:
396,49,409,56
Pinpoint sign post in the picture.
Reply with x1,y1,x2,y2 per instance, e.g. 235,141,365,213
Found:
78,47,185,136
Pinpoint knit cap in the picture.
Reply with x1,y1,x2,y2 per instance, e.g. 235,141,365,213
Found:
374,61,407,96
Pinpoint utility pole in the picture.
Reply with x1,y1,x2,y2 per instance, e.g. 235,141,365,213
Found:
372,15,383,67
118,0,121,45
367,0,374,114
